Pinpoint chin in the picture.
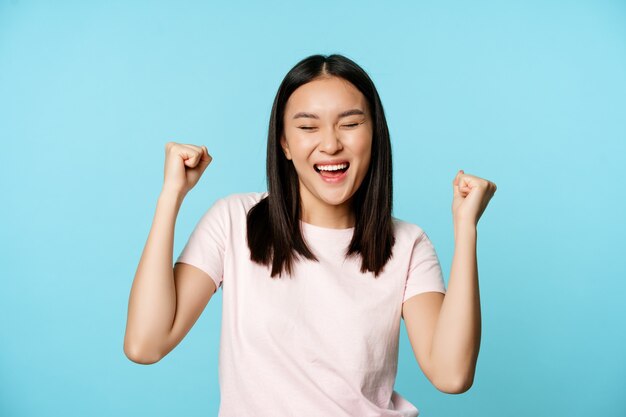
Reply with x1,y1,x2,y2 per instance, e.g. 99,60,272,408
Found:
318,189,355,207
299,174,360,208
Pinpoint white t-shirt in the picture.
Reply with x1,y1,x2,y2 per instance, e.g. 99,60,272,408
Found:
176,191,446,417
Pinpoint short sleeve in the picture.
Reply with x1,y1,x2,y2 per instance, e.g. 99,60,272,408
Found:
175,198,229,292
402,230,446,303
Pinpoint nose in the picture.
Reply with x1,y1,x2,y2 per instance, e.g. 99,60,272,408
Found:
318,126,343,154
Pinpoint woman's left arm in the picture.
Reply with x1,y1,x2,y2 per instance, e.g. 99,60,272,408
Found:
432,170,497,391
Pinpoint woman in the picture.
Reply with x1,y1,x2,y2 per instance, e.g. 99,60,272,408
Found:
124,53,497,416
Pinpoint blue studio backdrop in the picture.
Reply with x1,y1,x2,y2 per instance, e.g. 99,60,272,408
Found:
1,1,625,416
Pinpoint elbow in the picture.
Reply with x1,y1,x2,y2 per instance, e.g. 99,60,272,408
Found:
123,339,164,365
433,373,475,394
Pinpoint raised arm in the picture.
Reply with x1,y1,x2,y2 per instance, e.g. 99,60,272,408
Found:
402,170,496,393
123,142,213,364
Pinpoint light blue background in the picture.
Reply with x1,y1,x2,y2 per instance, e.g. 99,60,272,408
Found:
1,1,625,416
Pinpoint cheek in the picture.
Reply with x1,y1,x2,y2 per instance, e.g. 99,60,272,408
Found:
285,129,314,152
351,133,373,162
290,145,318,171
288,144,311,164
292,160,309,176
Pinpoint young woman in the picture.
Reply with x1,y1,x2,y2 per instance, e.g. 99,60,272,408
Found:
124,54,497,416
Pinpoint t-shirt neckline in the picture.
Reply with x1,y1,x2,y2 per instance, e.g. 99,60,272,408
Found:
299,219,354,241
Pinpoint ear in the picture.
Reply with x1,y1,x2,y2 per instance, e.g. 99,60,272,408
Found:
280,134,292,160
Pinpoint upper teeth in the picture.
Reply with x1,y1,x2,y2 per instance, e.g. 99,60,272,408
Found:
317,163,348,171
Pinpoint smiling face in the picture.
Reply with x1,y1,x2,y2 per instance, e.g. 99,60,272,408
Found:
280,76,373,226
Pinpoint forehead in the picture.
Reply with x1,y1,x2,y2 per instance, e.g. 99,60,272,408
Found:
284,77,368,116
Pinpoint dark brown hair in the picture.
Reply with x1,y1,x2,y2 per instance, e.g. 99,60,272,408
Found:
246,53,395,277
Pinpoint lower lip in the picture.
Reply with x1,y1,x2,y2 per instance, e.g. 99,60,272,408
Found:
316,168,349,183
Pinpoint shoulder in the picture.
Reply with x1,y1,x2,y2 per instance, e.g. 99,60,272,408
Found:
392,216,440,261
392,216,427,243
212,191,268,216
205,192,267,221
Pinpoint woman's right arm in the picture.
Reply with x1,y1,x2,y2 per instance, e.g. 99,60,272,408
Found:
123,142,213,364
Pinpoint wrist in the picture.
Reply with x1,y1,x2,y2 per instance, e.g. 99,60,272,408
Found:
453,219,477,241
159,187,186,206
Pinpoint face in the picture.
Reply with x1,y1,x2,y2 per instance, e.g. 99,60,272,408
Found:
280,76,373,217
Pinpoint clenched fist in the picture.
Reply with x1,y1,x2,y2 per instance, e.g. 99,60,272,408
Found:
162,142,212,196
452,170,497,226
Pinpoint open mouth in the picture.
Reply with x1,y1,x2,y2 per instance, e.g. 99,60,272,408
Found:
314,162,350,179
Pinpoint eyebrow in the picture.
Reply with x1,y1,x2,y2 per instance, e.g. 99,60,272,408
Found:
292,109,365,119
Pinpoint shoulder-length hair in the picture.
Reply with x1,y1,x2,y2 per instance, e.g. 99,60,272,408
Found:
246,53,395,277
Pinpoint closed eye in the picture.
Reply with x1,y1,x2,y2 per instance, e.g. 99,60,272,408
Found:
298,122,361,130
343,120,365,128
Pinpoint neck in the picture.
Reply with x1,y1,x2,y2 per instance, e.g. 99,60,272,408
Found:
298,189,355,229
300,207,355,229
